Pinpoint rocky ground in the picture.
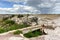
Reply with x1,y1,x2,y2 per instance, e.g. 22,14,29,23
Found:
44,17,60,40
0,32,44,40
0,32,22,40
0,14,60,40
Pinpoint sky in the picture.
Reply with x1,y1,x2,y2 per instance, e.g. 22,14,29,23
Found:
0,0,60,14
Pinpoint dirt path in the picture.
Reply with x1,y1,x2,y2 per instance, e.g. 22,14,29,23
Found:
0,32,22,40
0,32,45,40
29,36,45,40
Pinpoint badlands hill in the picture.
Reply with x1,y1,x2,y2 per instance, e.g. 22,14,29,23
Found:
0,14,60,19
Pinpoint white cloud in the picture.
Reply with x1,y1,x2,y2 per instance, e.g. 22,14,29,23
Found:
26,0,55,14
0,4,41,14
51,2,60,14
38,3,52,8
1,0,60,14
6,0,27,2
0,7,18,13
0,4,20,14
24,6,33,10
50,0,56,2
13,4,24,8
5,0,28,4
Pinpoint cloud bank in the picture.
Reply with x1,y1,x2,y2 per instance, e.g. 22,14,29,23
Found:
0,0,60,14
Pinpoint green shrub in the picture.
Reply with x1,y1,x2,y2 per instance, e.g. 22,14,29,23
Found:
31,17,38,25
3,17,9,21
0,27,7,33
2,23,30,32
10,15,15,18
0,22,30,33
18,24,30,28
8,25,17,30
17,15,24,18
23,29,43,38
5,20,15,25
9,23,30,30
13,30,22,35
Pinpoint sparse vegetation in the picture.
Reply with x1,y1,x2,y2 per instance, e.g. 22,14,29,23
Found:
10,15,15,18
0,22,30,33
7,23,30,31
4,20,15,25
0,27,6,33
17,15,24,18
23,29,44,38
13,30,22,35
2,17,9,21
31,17,38,25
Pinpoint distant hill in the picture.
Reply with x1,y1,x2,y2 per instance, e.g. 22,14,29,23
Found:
0,14,60,20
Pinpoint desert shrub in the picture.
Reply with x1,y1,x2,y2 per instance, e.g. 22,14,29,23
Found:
19,23,30,28
31,17,38,25
0,22,30,33
10,15,15,18
13,30,22,35
4,20,15,25
2,17,9,21
23,29,43,38
0,27,7,33
17,15,24,18
5,23,30,31
8,25,17,30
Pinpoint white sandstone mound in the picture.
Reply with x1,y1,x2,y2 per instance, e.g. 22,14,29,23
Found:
52,18,60,27
45,34,60,40
44,17,60,40
44,27,60,40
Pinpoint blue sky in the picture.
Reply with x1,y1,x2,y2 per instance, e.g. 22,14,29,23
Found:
0,0,13,8
0,0,60,14
0,0,25,8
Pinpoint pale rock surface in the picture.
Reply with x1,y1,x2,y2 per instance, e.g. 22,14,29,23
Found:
8,37,29,40
8,37,23,40
44,18,60,40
